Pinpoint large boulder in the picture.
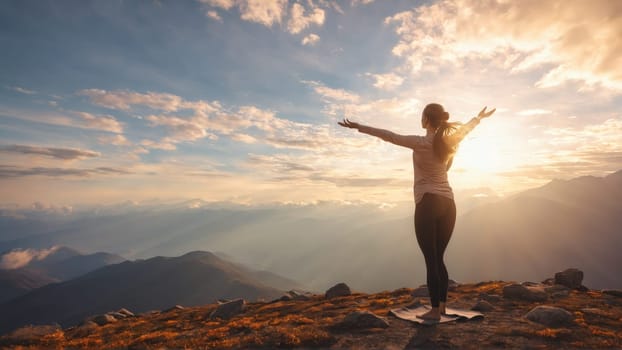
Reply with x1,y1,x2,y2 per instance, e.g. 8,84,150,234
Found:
337,310,389,329
503,284,547,301
325,283,351,299
554,268,584,289
525,305,573,327
210,298,245,320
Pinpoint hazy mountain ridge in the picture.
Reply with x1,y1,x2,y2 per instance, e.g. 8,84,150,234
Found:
0,170,620,294
0,246,125,302
0,250,302,333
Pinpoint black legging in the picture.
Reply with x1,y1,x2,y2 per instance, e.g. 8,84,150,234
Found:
414,192,457,307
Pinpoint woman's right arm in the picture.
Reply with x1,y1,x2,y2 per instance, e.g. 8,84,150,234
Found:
338,119,423,149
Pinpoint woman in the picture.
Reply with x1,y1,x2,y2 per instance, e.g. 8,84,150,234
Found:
338,103,495,320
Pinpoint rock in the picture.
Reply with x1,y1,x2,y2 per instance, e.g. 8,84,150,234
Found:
210,298,245,320
411,286,429,297
217,298,231,304
91,314,118,326
576,285,589,292
551,290,570,298
472,300,495,312
109,312,128,319
554,268,583,289
337,310,389,329
525,305,573,327
117,308,135,317
503,284,547,301
164,305,185,312
541,277,555,285
448,279,460,291
544,284,570,293
325,282,351,299
479,293,502,303
278,290,313,301
602,289,622,297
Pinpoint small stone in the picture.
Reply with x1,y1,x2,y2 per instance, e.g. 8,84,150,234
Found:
472,300,495,312
91,314,117,326
479,293,502,303
109,312,128,319
525,305,573,327
117,308,135,317
602,289,622,297
551,290,570,298
503,284,547,301
325,282,351,299
288,290,312,300
164,305,185,312
338,310,389,329
448,279,460,291
554,268,583,289
210,298,245,320
411,286,429,297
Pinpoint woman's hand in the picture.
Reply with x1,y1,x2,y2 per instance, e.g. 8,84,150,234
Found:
338,118,360,129
477,106,496,119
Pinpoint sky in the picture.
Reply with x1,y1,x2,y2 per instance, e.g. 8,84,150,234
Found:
0,0,621,209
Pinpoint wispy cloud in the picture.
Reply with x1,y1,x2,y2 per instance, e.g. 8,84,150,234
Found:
301,33,320,46
0,165,131,178
0,144,100,160
365,72,404,90
0,246,60,269
8,86,36,95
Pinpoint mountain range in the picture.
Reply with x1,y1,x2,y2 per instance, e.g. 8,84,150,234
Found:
0,170,620,296
0,250,305,333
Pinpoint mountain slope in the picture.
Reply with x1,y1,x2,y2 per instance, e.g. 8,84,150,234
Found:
448,170,622,289
0,251,293,333
1,279,620,349
0,268,59,303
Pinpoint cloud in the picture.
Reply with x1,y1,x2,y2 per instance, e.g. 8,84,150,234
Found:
0,165,131,178
206,10,222,21
140,139,177,151
301,33,320,46
351,0,375,5
287,3,325,34
200,0,234,10
365,72,404,90
8,86,36,95
74,111,124,133
0,144,100,160
518,109,553,116
384,0,622,91
98,134,132,146
0,246,60,269
78,89,186,112
302,80,360,102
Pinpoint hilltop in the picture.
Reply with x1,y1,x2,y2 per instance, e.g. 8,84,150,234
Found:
2,273,621,349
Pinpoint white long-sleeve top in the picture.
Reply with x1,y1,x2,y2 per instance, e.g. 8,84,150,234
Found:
357,117,481,204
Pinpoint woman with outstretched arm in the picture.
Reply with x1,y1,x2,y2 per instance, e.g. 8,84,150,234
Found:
338,103,495,320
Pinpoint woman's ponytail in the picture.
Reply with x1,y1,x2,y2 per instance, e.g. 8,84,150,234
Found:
423,103,458,166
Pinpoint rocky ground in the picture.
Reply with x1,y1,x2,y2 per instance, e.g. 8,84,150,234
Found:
1,270,621,349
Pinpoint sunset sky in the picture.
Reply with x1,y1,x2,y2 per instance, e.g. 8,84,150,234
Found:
1,0,621,208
